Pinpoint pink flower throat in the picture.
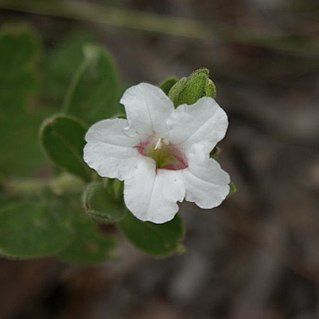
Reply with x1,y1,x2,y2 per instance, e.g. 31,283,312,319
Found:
135,135,188,170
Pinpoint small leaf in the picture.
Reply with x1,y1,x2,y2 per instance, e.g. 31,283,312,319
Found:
63,44,120,125
58,208,116,265
111,112,126,119
0,25,39,101
42,30,96,108
168,68,216,106
0,193,14,208
229,181,237,194
159,77,178,95
210,146,221,160
40,115,92,181
0,201,74,258
118,213,185,256
83,182,127,223
0,24,49,177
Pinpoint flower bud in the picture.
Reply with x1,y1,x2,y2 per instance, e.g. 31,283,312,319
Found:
168,68,216,107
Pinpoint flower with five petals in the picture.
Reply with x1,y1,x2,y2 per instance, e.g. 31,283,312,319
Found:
83,83,230,224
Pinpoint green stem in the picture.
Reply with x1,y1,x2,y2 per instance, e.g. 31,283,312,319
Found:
0,0,316,56
3,174,85,196
0,0,212,39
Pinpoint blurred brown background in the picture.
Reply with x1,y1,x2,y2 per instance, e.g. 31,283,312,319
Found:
0,0,319,318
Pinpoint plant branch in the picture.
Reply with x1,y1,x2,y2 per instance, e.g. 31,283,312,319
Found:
3,174,85,197
0,0,317,56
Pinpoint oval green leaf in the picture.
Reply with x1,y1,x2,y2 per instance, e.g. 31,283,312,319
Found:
63,44,120,125
58,209,116,265
43,31,96,107
0,201,74,258
0,24,39,104
83,182,127,224
40,114,92,181
118,213,185,256
0,25,49,177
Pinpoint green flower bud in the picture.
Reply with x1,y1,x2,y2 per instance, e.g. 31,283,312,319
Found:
168,68,216,107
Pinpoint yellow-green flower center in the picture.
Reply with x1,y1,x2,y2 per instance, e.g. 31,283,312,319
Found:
135,135,188,170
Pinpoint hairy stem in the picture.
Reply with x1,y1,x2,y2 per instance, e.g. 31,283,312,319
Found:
3,174,85,197
0,0,316,56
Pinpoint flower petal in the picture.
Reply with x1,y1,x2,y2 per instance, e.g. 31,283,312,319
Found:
167,96,228,153
83,119,142,180
182,144,230,209
124,159,185,224
120,83,174,137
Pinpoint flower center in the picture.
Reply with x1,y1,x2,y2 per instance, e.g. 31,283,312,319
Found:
135,134,188,170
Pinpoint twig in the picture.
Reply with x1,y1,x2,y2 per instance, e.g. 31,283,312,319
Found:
0,0,317,56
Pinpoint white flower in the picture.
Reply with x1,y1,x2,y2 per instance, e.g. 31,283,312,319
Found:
83,83,230,224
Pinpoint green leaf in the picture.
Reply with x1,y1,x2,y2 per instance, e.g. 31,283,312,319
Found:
210,146,221,160
40,114,92,181
0,24,48,176
118,213,185,256
159,76,178,95
168,68,216,106
0,201,74,258
42,30,96,108
0,26,38,107
229,181,237,194
63,44,120,125
83,181,127,224
0,193,13,208
58,207,116,265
